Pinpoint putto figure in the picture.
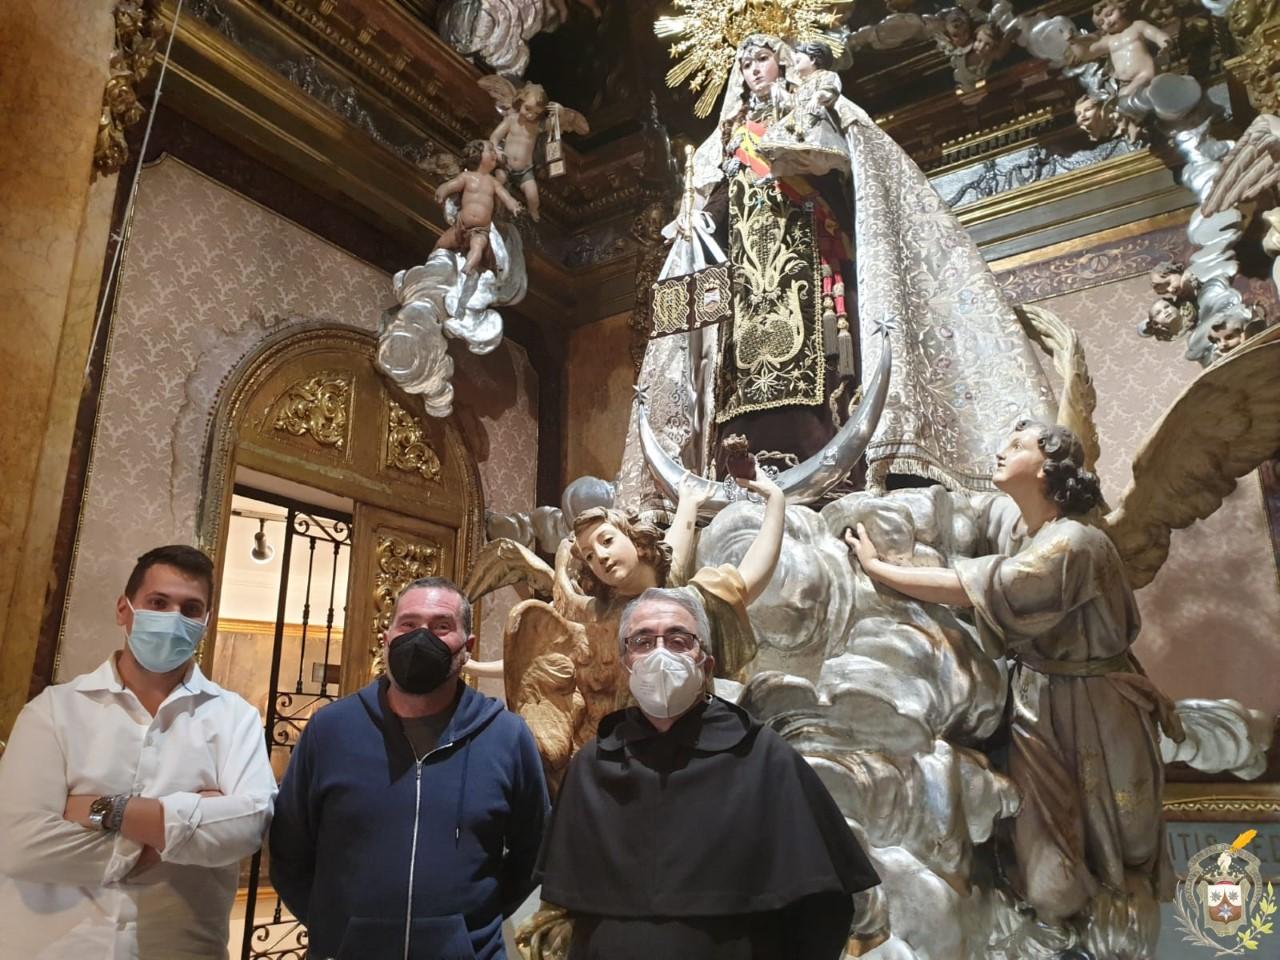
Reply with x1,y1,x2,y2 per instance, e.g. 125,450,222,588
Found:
432,139,524,276
1139,296,1195,341
480,78,590,222
1149,259,1201,303
1065,0,1171,97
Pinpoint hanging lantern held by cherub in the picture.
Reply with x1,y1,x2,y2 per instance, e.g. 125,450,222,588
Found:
478,77,590,221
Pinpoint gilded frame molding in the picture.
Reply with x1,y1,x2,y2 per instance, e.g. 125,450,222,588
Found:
196,323,485,597
1164,783,1280,823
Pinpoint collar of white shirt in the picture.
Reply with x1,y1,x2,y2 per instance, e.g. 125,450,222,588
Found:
71,655,223,705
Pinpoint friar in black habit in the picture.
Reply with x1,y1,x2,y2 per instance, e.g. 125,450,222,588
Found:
534,586,879,960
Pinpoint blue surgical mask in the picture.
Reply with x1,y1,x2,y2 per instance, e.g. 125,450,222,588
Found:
126,601,207,673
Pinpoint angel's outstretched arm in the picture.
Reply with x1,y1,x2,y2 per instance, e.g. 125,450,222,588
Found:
489,114,514,148
434,173,466,204
1137,20,1171,49
1064,34,1108,65
495,179,523,214
845,524,972,607
463,658,504,679
814,70,841,106
735,474,786,605
664,473,709,581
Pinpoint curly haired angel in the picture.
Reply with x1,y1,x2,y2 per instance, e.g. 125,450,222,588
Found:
846,418,1182,923
472,472,785,794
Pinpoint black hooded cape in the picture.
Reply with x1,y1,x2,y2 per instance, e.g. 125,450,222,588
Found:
535,697,879,960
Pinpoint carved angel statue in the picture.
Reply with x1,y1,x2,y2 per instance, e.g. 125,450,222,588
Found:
377,144,530,418
1203,113,1280,299
1063,0,1171,98
848,2,1009,93
1137,259,1200,342
842,320,1280,939
432,139,524,276
463,472,786,793
479,77,589,222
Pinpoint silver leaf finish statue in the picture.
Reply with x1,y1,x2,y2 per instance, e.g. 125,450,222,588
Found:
674,323,1280,958
377,197,526,418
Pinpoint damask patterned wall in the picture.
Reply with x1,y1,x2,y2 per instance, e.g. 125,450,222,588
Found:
450,344,539,670
59,157,537,680
996,217,1280,715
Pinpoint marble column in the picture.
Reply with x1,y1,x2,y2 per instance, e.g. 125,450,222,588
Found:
0,1,118,742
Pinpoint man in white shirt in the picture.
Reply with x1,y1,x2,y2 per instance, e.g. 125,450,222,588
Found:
0,544,277,960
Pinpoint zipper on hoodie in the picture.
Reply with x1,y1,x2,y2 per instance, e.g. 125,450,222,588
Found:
404,760,423,960
402,739,458,960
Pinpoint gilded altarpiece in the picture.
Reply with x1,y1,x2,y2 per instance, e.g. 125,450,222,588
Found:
201,326,483,692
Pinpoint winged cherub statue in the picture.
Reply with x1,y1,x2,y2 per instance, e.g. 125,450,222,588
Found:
464,473,785,793
1063,0,1171,98
478,77,590,222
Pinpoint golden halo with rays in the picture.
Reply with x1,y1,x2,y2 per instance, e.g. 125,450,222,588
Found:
655,0,852,118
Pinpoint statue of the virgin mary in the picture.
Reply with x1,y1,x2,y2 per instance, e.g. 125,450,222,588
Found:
617,19,1055,514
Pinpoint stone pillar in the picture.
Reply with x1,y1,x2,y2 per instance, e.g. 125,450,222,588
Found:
0,1,119,742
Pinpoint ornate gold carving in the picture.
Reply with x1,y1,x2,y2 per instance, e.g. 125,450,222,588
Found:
271,371,352,449
654,0,849,117
95,0,164,177
385,400,442,482
369,533,442,673
1165,798,1280,817
1227,0,1280,114
198,327,484,692
372,534,441,632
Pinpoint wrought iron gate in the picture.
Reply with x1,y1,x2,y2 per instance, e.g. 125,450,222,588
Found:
236,484,353,960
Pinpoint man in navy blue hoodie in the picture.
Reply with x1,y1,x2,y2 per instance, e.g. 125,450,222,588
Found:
270,576,549,960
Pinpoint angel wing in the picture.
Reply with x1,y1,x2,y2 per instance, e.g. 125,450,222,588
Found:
502,601,586,708
497,599,590,796
1202,114,1280,217
477,74,519,113
1016,303,1101,471
548,103,590,136
461,537,554,602
1102,323,1280,588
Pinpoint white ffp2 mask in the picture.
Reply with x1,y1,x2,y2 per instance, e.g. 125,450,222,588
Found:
628,647,705,719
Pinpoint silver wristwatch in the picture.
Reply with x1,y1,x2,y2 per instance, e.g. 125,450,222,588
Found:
88,795,113,830
88,794,129,832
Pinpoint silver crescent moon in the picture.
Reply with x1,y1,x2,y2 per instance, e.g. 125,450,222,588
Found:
637,327,892,513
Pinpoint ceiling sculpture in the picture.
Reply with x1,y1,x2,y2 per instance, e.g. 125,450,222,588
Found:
155,0,1263,335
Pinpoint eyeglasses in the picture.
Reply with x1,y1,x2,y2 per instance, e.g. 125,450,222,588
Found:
623,630,702,656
